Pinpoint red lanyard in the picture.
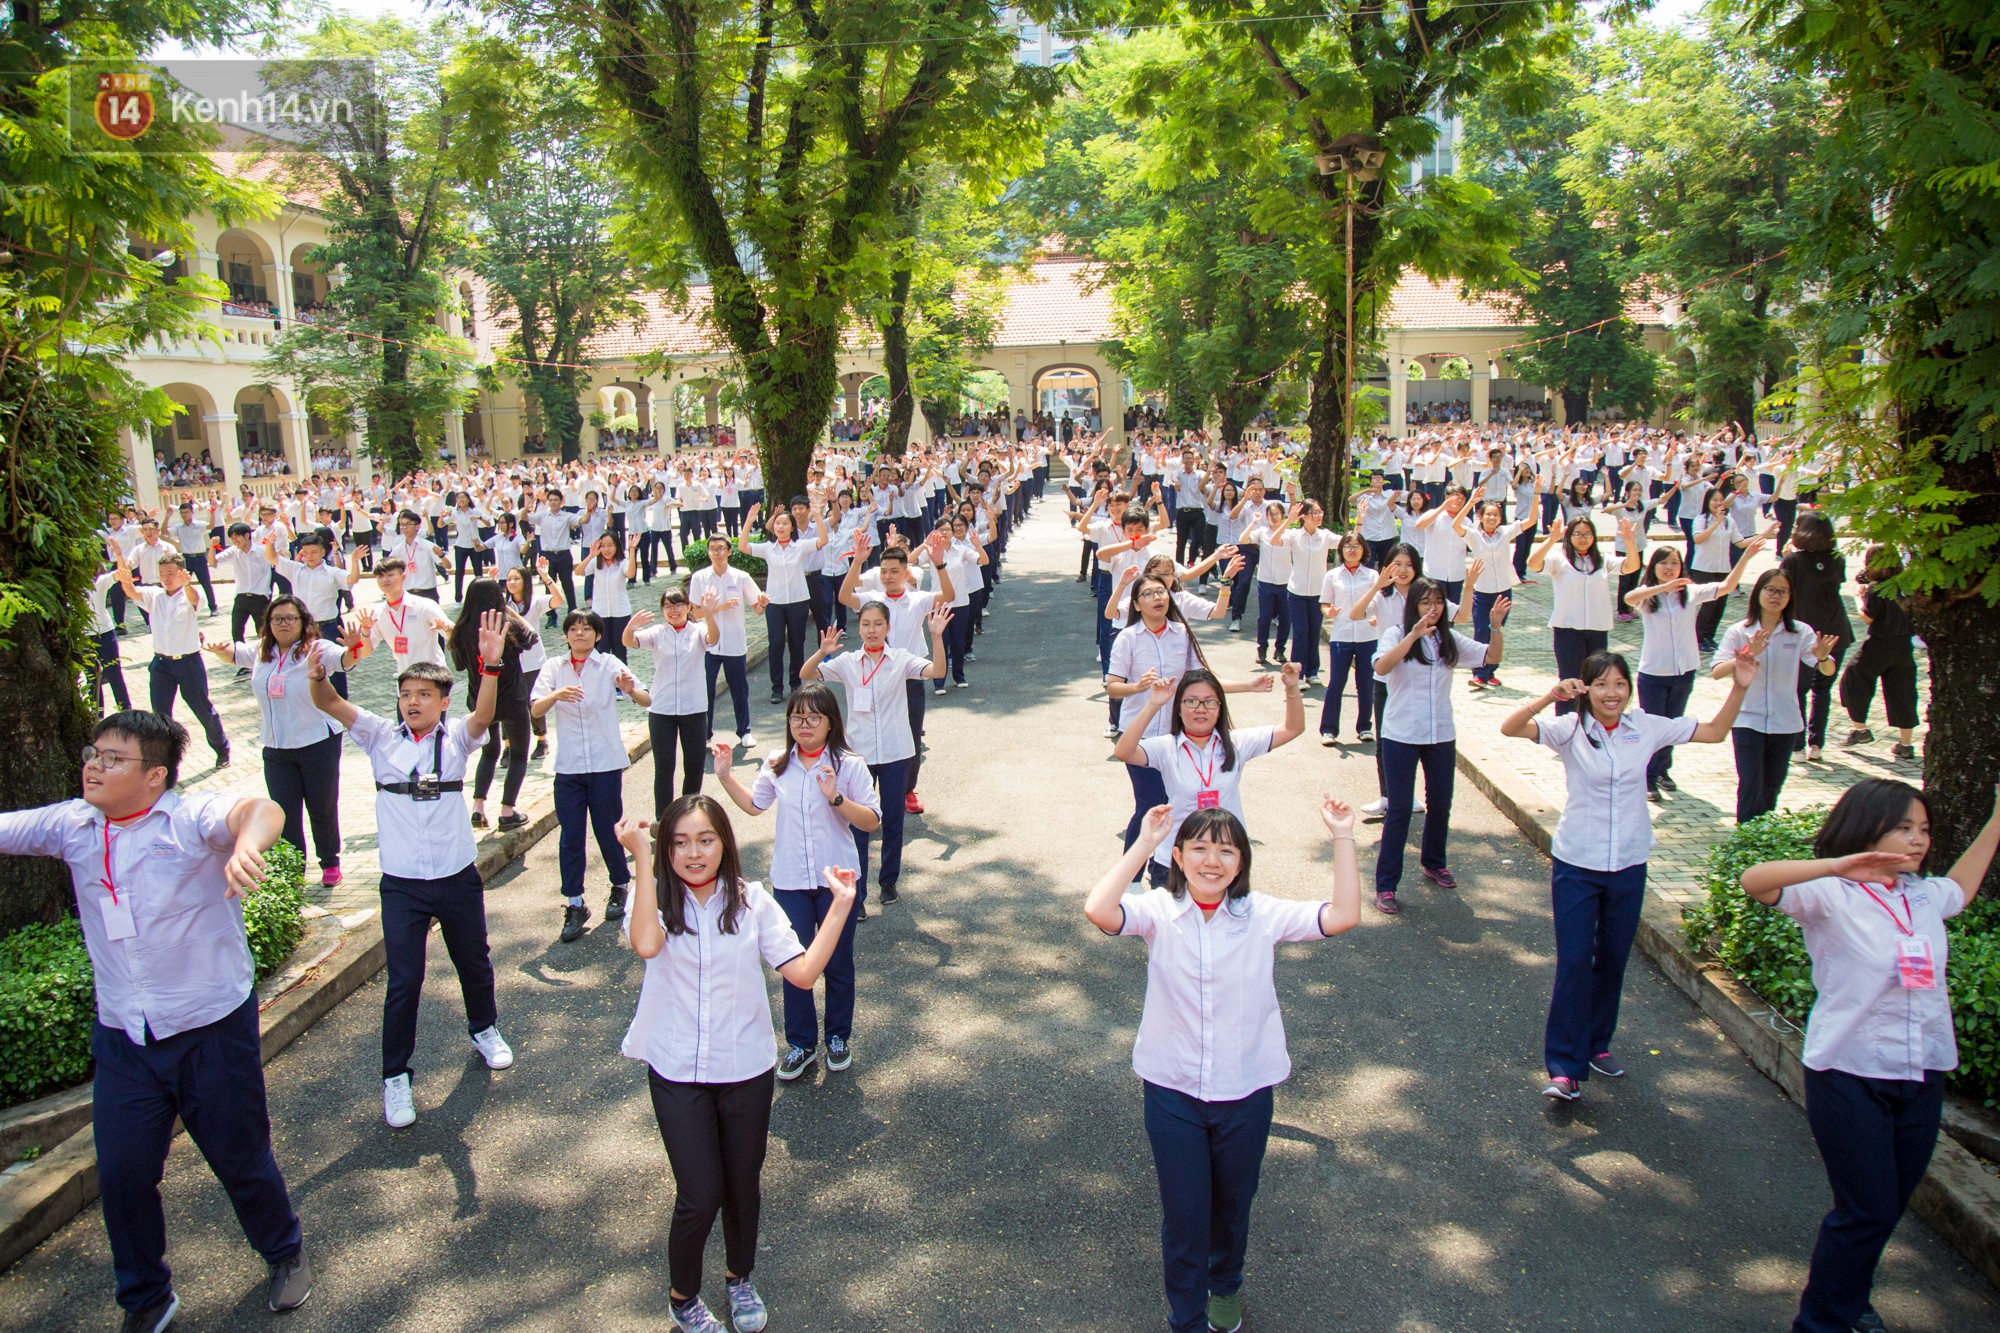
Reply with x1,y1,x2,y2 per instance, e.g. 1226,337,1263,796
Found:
386,600,408,636
1180,736,1218,789
1856,881,1914,936
859,648,888,687
100,806,154,905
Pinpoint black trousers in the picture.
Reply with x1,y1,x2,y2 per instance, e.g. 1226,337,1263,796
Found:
1794,1068,1943,1333
542,550,578,616
148,654,228,759
1840,649,1919,730
231,592,270,646
1690,568,1729,647
1732,727,1799,824
94,629,131,711
764,600,810,693
262,732,342,869
379,863,496,1079
182,552,218,614
649,710,708,814
1796,652,1845,750
93,995,301,1313
472,705,531,807
1549,627,1608,716
648,1066,775,1301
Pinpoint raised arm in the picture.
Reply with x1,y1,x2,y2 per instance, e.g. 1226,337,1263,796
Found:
1112,678,1176,764
1085,806,1173,933
707,740,763,816
304,644,361,729
1316,797,1363,937
1272,662,1306,748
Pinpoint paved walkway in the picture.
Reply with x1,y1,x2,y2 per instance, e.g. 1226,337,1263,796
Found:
109,568,769,918
6,503,1990,1331
1445,518,1926,905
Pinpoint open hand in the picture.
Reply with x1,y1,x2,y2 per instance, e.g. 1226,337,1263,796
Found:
1491,595,1511,627
818,626,844,655
1319,795,1356,839
1137,804,1174,853
476,608,506,666
708,738,734,776
813,763,839,802
222,840,269,898
1832,850,1909,887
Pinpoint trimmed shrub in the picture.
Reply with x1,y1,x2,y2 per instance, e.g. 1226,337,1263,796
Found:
0,837,308,1109
1683,804,2000,1107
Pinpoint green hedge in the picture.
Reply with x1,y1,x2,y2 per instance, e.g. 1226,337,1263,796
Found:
676,542,767,582
0,838,307,1110
1682,805,2000,1107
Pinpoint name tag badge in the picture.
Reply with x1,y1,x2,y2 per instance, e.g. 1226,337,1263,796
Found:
1898,937,1937,990
1196,789,1220,810
848,684,873,716
100,890,137,941
265,671,284,699
394,635,409,656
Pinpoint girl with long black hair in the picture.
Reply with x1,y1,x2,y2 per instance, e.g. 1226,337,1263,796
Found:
449,578,541,834
616,795,857,1333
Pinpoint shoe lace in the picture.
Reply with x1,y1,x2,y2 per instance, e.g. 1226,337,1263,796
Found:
727,1278,759,1309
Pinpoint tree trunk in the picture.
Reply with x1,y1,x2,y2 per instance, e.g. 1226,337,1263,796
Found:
1299,292,1349,520
0,617,93,934
1909,427,2000,891
1561,385,1589,428
880,263,914,458
920,399,950,440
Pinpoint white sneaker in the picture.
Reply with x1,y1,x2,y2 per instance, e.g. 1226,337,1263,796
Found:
471,1026,514,1070
1362,797,1389,817
1414,797,1428,813
738,731,756,749
383,1073,416,1128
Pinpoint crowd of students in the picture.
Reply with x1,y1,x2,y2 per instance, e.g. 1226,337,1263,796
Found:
4,419,1978,1333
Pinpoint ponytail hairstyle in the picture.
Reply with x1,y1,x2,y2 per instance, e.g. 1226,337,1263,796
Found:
653,794,749,935
1400,577,1458,667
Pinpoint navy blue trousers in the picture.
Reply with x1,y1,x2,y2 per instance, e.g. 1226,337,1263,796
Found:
1143,1081,1273,1333
380,863,497,1078
554,769,630,898
1544,858,1647,1081
1637,670,1696,785
1376,738,1455,894
775,883,863,1050
855,756,910,895
705,652,753,738
93,994,301,1312
1793,1068,1943,1332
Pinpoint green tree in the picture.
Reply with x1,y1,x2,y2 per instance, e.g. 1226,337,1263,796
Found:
1563,22,1819,433
1026,34,1312,448
260,16,477,481
487,0,1061,502
1119,0,1576,516
1459,46,1659,424
0,1,276,930
456,43,642,464
1750,0,2000,872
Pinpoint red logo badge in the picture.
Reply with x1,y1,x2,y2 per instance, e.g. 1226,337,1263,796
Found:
94,72,154,142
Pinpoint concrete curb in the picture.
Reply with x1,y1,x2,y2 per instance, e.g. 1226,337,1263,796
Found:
0,638,771,1274
1454,731,2000,1293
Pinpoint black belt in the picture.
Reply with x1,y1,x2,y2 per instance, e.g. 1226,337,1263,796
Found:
375,780,464,794
153,651,198,662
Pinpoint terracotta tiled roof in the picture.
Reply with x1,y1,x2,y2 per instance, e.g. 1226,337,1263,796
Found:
539,261,1662,365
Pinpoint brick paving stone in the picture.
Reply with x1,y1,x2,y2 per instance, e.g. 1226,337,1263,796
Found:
103,570,771,918
1445,517,1927,907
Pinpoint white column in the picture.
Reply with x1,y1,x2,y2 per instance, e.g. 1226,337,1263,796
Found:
658,381,677,453
274,263,296,323
206,412,243,490
1388,358,1409,440
351,411,371,485
734,410,754,452
125,425,162,515
1099,370,1125,452
578,395,599,455
445,410,467,468
1470,369,1490,427
283,408,311,477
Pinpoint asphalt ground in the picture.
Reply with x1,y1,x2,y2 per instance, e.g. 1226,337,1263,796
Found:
4,499,1994,1332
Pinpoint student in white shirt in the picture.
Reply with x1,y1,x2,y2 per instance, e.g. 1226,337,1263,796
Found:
350,557,455,675
628,587,723,816
710,684,880,1082
1454,499,1531,688
1712,569,1840,825
582,530,640,662
802,603,951,906
1528,515,1640,716
615,795,856,1333
88,564,132,711
263,528,361,696
1624,538,1764,798
1241,501,1292,668
1271,501,1337,685
307,615,515,1130
1112,666,1304,889
167,500,220,615
741,500,830,703
1083,799,1361,1333
1741,779,2000,1333
449,580,543,836
689,535,767,748
201,595,355,888
532,610,653,942
503,561,562,759
214,522,276,649
0,712,313,1326
838,539,948,815
113,550,231,769
1316,533,1378,741
1500,648,1755,1102
1370,578,1506,913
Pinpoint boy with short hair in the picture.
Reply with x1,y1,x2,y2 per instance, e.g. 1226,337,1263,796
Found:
307,613,513,1129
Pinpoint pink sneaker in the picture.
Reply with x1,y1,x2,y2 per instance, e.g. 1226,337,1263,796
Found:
322,867,344,887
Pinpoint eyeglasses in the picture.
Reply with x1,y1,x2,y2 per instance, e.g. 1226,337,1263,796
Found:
1182,698,1222,711
267,614,303,625
1137,588,1171,599
81,746,142,773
